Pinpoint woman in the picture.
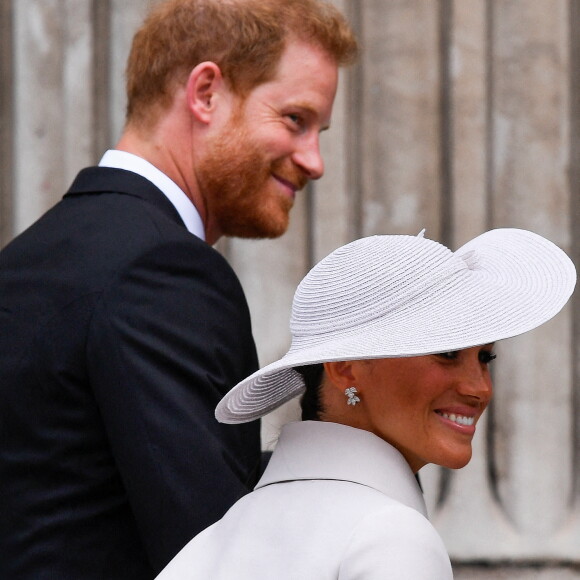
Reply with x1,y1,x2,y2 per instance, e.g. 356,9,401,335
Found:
157,229,576,579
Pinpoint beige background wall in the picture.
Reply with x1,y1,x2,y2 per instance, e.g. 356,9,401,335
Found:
1,1,579,577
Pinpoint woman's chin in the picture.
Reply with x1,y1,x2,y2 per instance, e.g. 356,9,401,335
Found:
437,450,473,470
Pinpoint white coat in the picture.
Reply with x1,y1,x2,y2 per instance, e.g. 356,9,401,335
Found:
156,421,454,579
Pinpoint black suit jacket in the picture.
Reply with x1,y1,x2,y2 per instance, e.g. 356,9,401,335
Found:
0,167,261,578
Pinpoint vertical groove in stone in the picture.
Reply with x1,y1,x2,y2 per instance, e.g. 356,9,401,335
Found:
345,0,363,241
92,0,112,160
306,181,316,269
484,0,501,507
484,0,494,229
569,0,580,502
438,0,453,247
0,0,14,246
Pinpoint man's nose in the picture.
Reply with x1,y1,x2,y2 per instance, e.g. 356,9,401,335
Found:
292,133,324,180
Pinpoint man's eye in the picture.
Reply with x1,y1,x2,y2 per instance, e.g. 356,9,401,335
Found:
287,113,303,127
479,351,497,364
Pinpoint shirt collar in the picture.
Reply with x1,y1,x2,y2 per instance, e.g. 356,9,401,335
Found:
98,150,205,241
256,421,427,517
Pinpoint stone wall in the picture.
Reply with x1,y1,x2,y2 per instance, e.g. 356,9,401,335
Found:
1,1,579,576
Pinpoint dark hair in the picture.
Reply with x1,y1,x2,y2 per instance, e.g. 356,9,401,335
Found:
294,363,325,421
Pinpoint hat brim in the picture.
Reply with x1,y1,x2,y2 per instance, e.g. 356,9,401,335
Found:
216,229,576,424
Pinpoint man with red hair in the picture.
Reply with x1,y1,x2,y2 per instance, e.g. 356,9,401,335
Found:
0,0,357,577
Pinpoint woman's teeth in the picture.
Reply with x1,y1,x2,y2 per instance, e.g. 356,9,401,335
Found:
438,412,474,426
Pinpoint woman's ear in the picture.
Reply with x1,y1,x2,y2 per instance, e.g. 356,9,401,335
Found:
321,361,368,424
323,361,357,392
185,61,225,124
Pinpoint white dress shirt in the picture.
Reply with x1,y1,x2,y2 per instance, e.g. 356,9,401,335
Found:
156,421,453,579
99,150,205,240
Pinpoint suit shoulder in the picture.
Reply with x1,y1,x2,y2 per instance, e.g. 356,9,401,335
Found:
62,189,237,280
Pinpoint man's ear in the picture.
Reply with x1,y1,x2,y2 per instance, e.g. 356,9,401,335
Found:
185,61,226,124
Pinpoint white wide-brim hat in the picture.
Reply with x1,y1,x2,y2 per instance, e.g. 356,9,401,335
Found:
216,228,576,424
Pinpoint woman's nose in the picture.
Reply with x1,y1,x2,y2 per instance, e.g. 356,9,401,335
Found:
457,363,493,403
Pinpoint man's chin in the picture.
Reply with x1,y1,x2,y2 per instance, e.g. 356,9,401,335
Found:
222,213,290,240
230,222,289,240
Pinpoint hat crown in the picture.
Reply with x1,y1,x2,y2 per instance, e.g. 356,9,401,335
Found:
290,235,466,340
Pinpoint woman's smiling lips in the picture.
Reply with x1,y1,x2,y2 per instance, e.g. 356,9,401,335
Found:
434,407,479,434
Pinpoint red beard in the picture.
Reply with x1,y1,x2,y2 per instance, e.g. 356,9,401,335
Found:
197,117,307,239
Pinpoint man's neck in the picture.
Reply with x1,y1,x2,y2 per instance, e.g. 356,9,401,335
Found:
114,126,218,242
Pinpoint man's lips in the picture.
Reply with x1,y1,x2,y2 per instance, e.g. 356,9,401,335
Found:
273,173,307,198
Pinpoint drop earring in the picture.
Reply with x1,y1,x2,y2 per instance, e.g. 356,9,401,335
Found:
345,386,360,406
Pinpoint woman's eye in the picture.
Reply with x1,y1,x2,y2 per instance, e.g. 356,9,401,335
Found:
437,351,459,361
479,351,497,364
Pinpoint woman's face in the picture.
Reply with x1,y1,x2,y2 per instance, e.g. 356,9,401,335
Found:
336,345,495,472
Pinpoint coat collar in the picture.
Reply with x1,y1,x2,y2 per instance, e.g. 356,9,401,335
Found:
64,166,186,229
256,421,427,517
98,151,205,239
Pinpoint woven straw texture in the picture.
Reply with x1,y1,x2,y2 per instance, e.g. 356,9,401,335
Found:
216,229,576,424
